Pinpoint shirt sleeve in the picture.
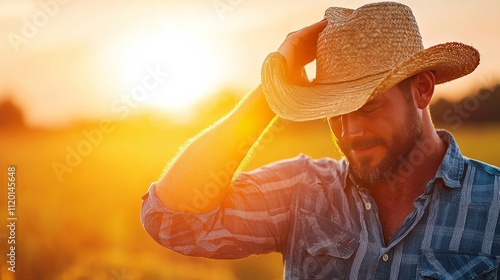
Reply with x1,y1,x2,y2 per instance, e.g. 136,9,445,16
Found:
140,155,310,259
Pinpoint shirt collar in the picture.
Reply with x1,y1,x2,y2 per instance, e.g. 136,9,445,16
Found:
432,130,464,189
340,159,351,190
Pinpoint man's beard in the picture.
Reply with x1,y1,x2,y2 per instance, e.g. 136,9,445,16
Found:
335,108,422,187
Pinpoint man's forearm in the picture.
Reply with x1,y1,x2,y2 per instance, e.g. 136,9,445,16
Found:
155,85,276,213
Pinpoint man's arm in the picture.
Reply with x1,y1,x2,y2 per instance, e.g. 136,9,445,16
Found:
154,19,328,214
155,87,275,213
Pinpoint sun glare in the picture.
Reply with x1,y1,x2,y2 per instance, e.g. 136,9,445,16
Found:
106,28,221,118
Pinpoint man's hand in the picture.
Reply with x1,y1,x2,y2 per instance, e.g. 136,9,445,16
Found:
277,19,327,84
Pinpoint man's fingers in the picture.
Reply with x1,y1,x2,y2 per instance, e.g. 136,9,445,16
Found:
279,19,327,52
293,19,328,63
277,19,328,83
300,18,328,40
286,18,327,34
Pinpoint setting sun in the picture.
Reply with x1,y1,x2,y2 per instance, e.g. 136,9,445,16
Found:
102,26,221,117
2,1,500,279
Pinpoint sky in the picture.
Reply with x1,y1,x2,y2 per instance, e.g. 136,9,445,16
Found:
0,0,499,128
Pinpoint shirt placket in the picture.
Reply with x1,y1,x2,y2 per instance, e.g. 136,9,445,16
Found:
355,187,391,278
357,187,385,246
356,185,433,278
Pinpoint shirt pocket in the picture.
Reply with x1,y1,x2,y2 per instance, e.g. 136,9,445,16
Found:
294,210,359,279
418,249,500,280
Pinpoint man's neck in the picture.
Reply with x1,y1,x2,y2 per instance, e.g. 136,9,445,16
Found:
367,130,448,244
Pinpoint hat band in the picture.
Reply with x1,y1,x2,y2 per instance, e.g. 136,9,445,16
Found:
313,69,391,85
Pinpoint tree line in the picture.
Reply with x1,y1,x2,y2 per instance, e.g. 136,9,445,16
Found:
430,84,500,127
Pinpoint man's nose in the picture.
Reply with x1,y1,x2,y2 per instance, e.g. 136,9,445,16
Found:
340,114,364,140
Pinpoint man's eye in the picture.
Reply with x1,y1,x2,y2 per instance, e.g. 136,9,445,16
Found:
360,104,381,113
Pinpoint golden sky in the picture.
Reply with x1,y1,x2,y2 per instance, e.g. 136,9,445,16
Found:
1,0,499,128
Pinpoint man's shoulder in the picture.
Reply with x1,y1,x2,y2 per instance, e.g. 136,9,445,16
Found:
464,157,500,178
464,157,500,177
459,158,500,203
438,130,500,186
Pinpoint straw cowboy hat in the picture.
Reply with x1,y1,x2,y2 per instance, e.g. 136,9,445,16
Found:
261,1,480,121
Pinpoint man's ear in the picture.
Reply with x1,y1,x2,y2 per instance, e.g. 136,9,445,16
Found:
412,71,435,109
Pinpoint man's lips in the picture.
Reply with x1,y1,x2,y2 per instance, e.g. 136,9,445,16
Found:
339,137,386,159
351,145,379,156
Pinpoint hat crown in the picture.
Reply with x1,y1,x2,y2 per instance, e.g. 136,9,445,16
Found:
315,2,423,84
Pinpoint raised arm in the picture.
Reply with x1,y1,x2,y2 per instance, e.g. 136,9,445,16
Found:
155,86,275,213
154,19,327,214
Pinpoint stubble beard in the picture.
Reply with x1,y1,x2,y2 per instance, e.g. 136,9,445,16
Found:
336,108,422,187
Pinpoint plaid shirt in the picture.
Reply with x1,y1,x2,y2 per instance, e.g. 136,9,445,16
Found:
141,131,500,279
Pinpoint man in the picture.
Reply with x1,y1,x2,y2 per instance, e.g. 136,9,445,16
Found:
141,2,500,279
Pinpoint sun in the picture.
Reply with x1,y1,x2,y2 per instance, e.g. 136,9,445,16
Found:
106,28,221,118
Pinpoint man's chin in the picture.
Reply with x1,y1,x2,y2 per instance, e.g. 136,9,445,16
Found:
348,157,389,186
348,154,382,171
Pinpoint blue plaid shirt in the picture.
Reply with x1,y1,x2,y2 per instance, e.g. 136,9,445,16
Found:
141,131,500,279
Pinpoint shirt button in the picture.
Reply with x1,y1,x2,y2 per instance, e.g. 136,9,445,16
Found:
365,203,372,210
382,254,389,262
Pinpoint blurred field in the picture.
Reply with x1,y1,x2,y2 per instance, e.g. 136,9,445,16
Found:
0,114,499,280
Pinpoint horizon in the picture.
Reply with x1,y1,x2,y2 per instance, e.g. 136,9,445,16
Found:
1,0,499,128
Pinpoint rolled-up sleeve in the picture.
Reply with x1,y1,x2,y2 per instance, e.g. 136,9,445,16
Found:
141,155,310,259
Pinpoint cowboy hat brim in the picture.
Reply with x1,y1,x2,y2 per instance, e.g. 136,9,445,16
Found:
261,42,479,122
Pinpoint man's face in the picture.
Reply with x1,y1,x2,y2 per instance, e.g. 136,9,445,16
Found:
328,85,422,186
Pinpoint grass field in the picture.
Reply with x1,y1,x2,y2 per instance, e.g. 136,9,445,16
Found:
0,116,499,280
